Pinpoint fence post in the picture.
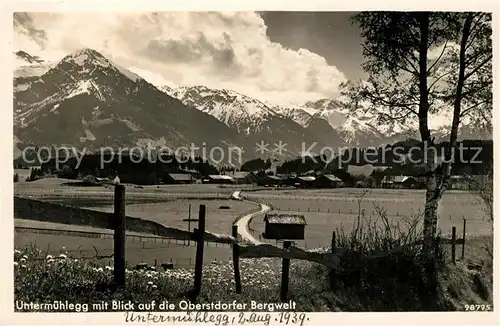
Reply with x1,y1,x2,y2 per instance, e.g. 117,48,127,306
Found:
331,231,336,253
193,205,206,298
113,184,126,287
280,241,292,302
232,225,242,294
461,219,467,261
451,227,456,264
187,203,192,246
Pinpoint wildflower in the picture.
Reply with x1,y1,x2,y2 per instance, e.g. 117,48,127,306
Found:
105,266,113,271
58,254,67,259
19,258,26,263
22,255,28,260
147,281,154,285
97,267,103,272
14,250,21,255
21,265,27,268
152,285,157,289
14,262,18,266
74,259,78,262
47,259,55,264
46,255,54,260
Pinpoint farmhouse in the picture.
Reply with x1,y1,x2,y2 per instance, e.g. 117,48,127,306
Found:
314,174,344,188
448,175,469,190
294,176,316,188
381,175,417,189
229,171,258,184
164,173,196,184
397,176,418,189
204,175,236,184
263,213,306,240
259,175,286,187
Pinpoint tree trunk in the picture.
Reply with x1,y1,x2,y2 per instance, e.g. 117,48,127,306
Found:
423,178,440,255
416,12,438,259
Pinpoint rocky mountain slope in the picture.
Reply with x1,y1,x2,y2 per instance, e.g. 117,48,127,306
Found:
13,48,490,165
13,49,248,159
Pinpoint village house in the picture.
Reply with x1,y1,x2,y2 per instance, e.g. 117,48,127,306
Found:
203,175,235,184
313,174,344,188
381,175,394,188
381,175,418,189
164,173,196,184
259,175,286,187
229,171,258,184
448,175,469,190
294,176,316,188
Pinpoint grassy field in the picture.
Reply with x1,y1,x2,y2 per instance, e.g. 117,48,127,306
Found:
13,182,493,311
14,177,264,196
14,183,259,268
246,188,491,250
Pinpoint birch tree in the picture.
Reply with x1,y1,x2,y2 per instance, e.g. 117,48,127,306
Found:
341,12,492,260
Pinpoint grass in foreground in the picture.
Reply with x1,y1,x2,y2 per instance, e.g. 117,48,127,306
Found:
14,232,492,312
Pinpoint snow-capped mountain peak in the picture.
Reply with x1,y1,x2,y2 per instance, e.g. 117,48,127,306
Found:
62,48,110,68
161,85,280,132
56,48,143,82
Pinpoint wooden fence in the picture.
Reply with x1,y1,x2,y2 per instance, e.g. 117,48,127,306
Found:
14,185,469,301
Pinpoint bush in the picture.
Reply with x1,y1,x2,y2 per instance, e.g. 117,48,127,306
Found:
14,173,19,182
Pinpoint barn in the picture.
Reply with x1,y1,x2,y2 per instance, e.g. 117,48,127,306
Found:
259,175,286,187
294,176,316,188
229,171,258,184
384,175,418,189
314,174,344,188
204,175,236,184
164,173,196,184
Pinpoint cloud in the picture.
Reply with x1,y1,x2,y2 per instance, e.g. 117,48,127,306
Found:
13,12,347,105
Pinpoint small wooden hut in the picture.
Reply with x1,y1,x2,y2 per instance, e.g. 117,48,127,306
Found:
263,213,307,240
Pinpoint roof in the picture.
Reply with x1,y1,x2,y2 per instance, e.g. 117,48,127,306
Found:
231,171,251,179
208,175,235,181
298,176,316,182
321,174,342,182
168,173,193,181
264,213,307,225
450,175,464,180
393,176,415,183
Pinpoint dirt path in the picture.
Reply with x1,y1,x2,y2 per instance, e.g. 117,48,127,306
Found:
232,191,270,244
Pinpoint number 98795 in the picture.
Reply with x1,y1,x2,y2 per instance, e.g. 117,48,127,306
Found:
464,304,492,311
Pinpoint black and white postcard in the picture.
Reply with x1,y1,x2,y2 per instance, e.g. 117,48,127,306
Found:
1,1,498,325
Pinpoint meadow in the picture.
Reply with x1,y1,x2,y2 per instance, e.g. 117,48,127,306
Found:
245,188,491,250
14,180,259,267
13,183,493,311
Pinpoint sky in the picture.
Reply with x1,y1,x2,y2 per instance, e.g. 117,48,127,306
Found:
13,12,364,105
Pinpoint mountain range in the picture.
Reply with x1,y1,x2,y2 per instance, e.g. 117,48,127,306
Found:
13,48,490,166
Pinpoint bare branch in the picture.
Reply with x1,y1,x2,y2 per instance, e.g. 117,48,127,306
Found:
459,100,489,118
465,13,487,51
427,70,455,92
464,54,493,80
427,40,449,74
